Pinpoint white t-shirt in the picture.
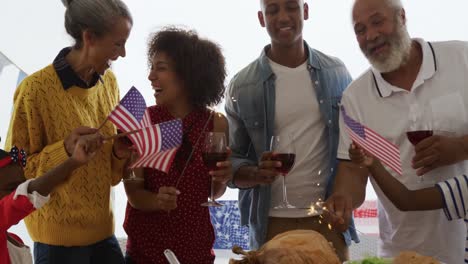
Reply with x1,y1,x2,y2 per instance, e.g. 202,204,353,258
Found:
269,59,329,218
337,39,468,264
436,174,468,264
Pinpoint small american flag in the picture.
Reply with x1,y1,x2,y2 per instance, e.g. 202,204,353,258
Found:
341,106,402,175
108,87,147,150
140,108,152,128
108,87,182,173
131,119,183,173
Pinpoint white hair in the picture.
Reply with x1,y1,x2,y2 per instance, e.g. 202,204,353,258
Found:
352,0,404,22
383,0,404,11
62,0,133,49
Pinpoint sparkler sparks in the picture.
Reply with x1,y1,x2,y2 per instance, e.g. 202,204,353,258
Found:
307,199,365,235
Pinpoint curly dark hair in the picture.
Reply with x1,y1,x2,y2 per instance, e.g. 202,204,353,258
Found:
147,27,227,108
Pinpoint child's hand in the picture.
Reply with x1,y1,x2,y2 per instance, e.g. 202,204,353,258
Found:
155,186,180,212
71,134,104,165
348,143,377,168
64,126,99,157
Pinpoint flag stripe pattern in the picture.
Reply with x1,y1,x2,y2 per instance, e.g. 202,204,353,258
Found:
108,87,147,152
108,87,182,173
131,119,183,173
341,106,403,175
141,108,152,129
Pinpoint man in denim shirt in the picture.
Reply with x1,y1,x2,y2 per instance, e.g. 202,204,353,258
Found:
225,0,359,261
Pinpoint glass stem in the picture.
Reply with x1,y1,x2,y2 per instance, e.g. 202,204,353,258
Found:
128,152,135,180
282,175,288,204
419,174,425,183
210,177,215,202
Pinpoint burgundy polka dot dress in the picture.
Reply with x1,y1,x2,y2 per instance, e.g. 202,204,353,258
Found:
124,105,215,264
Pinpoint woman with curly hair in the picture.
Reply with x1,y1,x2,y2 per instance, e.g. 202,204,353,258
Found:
123,27,232,264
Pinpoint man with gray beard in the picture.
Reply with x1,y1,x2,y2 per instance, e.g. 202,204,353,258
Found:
324,0,468,263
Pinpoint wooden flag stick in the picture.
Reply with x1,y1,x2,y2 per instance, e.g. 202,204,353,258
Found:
175,112,213,188
97,117,109,131
104,129,140,141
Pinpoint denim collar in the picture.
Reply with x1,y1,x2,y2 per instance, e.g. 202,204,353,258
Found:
258,41,321,83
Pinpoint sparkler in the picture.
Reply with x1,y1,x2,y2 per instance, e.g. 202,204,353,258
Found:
307,199,365,234
307,199,334,230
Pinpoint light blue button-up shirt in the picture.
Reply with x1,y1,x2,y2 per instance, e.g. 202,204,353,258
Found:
225,42,359,249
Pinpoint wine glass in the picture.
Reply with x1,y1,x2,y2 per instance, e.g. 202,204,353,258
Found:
123,151,144,182
201,132,228,207
119,130,143,183
271,134,296,209
407,106,433,183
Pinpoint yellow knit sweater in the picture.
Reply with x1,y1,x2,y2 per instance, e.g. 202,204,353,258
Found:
5,64,127,246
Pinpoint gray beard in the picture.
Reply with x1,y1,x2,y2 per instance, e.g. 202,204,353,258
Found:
366,20,413,73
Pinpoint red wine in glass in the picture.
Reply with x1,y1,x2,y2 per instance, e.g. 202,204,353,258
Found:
407,130,433,145
407,130,433,183
271,153,296,175
202,152,229,172
270,134,296,209
201,132,227,207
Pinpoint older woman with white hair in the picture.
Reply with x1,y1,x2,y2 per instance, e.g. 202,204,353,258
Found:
6,0,133,263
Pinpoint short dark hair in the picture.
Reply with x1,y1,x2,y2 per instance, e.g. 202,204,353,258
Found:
62,0,133,49
147,27,227,108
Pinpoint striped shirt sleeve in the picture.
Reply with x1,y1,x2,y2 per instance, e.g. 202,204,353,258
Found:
435,174,468,221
